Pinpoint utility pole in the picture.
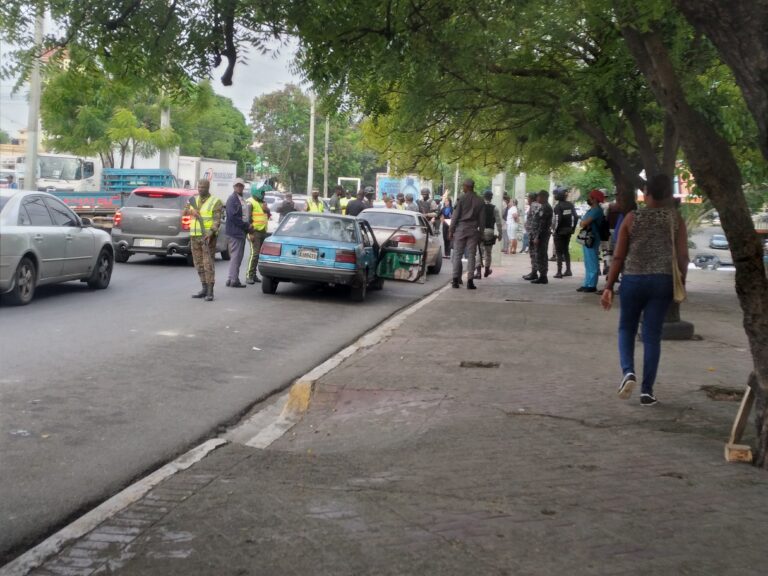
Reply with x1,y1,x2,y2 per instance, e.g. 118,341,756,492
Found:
24,11,44,191
159,106,171,169
322,116,329,198
306,93,316,195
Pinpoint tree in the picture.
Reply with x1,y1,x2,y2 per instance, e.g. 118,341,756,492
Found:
0,129,10,144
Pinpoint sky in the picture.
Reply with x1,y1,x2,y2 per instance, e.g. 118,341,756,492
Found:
0,40,302,138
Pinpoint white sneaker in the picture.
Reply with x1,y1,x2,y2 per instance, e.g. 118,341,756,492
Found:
618,373,637,399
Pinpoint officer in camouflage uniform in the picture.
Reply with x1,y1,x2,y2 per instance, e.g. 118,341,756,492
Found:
186,180,223,301
529,190,553,284
522,192,541,280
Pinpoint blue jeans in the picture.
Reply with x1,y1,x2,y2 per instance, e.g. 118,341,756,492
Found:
582,244,600,288
618,274,673,395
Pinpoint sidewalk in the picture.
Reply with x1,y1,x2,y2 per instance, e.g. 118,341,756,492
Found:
19,255,768,575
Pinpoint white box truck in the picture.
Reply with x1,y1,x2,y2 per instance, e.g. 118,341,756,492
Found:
178,156,238,202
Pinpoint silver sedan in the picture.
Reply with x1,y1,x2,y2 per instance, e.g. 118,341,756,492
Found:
0,190,114,305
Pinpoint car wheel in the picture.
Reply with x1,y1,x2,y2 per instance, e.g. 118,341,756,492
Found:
262,275,278,294
115,251,131,263
351,271,368,302
220,247,231,261
370,276,385,291
5,256,36,306
87,248,114,289
428,247,443,274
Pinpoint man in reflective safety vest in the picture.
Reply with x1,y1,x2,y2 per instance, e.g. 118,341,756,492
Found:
246,183,271,283
340,190,351,215
185,180,223,301
306,189,325,213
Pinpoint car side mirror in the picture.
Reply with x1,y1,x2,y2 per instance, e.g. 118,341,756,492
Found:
80,216,93,227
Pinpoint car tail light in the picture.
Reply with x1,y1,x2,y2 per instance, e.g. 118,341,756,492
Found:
181,215,191,231
391,233,416,244
261,242,282,256
113,211,122,228
335,249,356,264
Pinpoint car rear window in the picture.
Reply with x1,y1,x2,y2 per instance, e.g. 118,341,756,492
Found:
360,211,416,228
276,214,358,243
126,191,187,209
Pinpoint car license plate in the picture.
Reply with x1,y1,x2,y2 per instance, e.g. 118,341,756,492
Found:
297,247,318,260
134,238,162,248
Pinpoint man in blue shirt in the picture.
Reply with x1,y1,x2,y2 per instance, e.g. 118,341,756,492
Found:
6,175,18,189
224,178,251,287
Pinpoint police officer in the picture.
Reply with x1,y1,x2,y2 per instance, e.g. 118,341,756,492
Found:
530,190,553,284
522,192,541,280
552,187,576,278
246,184,271,284
449,179,485,289
476,189,503,278
340,190,351,215
186,180,223,301
329,186,344,214
306,189,325,213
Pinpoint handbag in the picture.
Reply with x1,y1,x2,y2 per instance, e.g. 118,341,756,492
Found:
670,214,687,303
576,227,595,248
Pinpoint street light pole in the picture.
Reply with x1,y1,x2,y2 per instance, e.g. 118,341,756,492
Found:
323,116,329,198
24,10,44,191
306,93,316,195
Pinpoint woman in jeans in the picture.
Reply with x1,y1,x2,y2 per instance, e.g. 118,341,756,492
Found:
601,174,689,405
577,189,605,292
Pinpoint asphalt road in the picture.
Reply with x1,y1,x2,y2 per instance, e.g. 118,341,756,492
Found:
0,251,448,563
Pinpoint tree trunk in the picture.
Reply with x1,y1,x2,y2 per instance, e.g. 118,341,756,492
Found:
674,0,768,161
620,24,768,468
605,158,638,206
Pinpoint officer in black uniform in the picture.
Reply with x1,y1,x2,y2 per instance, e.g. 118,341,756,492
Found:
552,187,576,278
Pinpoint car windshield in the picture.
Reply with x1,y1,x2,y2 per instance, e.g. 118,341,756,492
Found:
360,211,416,228
126,191,187,209
713,235,726,241
276,214,358,243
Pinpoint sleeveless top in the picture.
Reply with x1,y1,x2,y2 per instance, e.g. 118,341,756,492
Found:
624,207,678,275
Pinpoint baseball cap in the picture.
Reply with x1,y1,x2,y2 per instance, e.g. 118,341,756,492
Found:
234,178,245,186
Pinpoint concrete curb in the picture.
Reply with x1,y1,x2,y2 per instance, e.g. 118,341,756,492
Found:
1,282,451,575
0,439,227,576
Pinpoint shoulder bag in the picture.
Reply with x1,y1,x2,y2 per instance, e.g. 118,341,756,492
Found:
670,213,687,303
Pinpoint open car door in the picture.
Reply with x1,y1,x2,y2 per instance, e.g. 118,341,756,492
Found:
375,223,428,282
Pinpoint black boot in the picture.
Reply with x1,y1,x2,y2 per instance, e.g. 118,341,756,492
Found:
467,279,477,290
553,271,563,279
452,278,460,289
522,272,538,281
204,284,214,301
192,283,206,298
474,268,482,280
484,267,492,277
563,268,573,277
531,276,548,284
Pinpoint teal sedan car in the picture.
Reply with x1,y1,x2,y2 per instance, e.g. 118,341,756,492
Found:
258,212,426,301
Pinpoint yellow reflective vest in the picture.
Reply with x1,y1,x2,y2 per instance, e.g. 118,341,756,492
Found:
248,198,268,232
189,196,222,237
307,199,325,213
340,197,350,215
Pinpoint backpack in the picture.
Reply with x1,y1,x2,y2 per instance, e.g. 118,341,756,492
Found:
484,204,496,229
598,214,610,241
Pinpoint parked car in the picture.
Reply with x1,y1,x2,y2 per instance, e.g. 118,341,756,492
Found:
709,233,729,250
358,208,443,274
0,189,114,305
257,212,426,301
111,187,230,265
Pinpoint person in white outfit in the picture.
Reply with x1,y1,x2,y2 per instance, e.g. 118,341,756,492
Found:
506,199,520,254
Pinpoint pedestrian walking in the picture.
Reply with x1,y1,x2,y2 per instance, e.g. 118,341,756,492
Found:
6,174,18,189
522,192,541,280
529,190,553,284
476,190,502,278
576,189,605,293
506,199,519,254
345,190,368,217
246,184,270,284
601,174,689,406
552,187,576,278
185,180,223,301
440,196,454,258
449,179,484,290
306,189,325,213
224,178,251,288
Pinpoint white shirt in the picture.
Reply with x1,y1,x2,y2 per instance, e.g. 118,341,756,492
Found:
506,205,519,229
